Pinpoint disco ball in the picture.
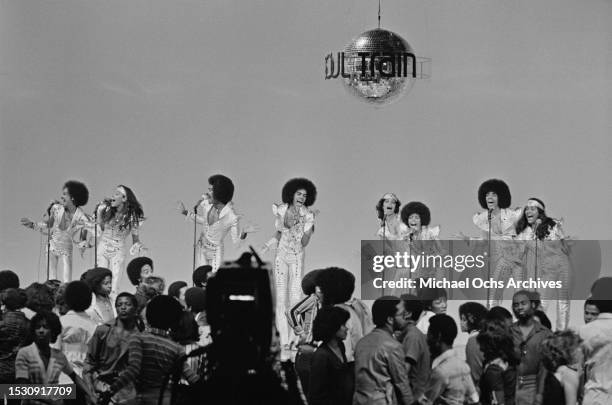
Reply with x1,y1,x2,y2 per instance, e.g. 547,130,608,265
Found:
342,28,416,105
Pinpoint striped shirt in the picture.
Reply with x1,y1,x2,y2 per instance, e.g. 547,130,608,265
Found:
110,330,199,393
0,310,30,381
287,294,319,344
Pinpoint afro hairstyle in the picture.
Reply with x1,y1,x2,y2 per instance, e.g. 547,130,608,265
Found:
64,281,93,312
458,302,488,332
400,201,431,227
0,270,19,291
1,288,28,311
312,306,350,343
192,265,213,288
478,179,512,209
81,268,112,293
30,311,62,343
316,267,355,306
208,174,234,204
281,178,317,207
301,269,323,295
126,257,154,286
146,295,184,330
63,180,89,207
24,283,54,313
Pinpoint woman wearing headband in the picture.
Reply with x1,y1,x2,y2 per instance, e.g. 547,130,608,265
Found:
20,180,90,282
88,185,146,293
516,198,571,330
376,193,405,240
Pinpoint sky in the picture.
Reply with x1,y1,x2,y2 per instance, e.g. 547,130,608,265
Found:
1,0,611,313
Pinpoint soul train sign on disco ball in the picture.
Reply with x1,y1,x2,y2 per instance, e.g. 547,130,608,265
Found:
325,28,430,106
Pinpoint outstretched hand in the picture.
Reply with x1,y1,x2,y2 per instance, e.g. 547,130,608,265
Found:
20,218,34,228
177,201,188,216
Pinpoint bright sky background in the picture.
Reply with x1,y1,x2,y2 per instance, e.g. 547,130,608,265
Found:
2,0,611,317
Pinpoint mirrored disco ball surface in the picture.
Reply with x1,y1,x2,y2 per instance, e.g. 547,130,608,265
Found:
343,29,416,105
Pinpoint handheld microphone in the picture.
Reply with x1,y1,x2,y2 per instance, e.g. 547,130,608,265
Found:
46,200,59,215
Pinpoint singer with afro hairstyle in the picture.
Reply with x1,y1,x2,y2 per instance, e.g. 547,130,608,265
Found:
20,180,90,282
466,179,523,308
516,198,571,330
177,174,257,272
262,177,318,361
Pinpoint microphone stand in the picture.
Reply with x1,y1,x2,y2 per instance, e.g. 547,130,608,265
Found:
381,215,386,297
192,203,199,272
487,209,492,308
46,221,51,280
93,208,98,268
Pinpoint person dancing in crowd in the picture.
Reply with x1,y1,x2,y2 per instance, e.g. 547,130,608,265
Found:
308,306,353,405
21,180,90,282
15,311,97,405
287,269,323,396
178,174,257,272
84,292,144,405
540,331,581,405
375,193,404,240
477,318,520,405
82,267,115,325
262,178,317,360
464,179,523,308
86,185,147,293
515,198,571,330
510,290,552,405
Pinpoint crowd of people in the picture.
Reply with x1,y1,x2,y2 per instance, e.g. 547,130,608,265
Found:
0,261,610,405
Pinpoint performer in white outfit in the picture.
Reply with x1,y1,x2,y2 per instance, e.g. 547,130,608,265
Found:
263,178,317,359
375,193,404,240
21,180,90,282
471,179,523,308
399,201,444,284
178,174,255,272
87,185,147,294
515,198,571,330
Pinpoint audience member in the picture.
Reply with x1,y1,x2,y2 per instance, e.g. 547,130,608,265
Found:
83,292,143,405
353,296,413,405
420,314,479,405
511,290,552,405
541,330,581,405
459,302,488,390
308,306,353,405
82,267,115,324
399,294,430,400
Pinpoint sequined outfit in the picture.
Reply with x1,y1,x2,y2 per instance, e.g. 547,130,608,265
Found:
95,207,141,293
33,204,87,282
401,225,444,285
187,199,242,272
272,203,315,354
516,221,570,330
473,208,524,307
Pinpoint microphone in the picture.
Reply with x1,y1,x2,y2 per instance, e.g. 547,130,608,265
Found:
533,218,542,238
487,208,493,222
46,200,59,214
